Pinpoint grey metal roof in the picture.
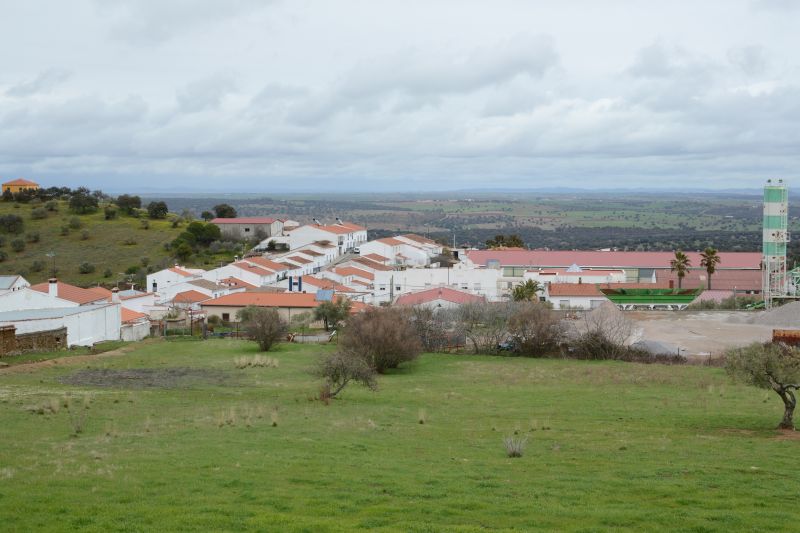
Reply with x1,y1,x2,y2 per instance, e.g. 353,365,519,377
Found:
0,303,116,322
0,275,21,290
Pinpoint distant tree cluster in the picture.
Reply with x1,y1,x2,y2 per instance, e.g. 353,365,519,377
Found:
170,221,222,261
485,234,525,249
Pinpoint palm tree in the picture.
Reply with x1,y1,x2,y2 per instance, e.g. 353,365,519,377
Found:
700,247,721,290
511,279,542,302
670,250,691,289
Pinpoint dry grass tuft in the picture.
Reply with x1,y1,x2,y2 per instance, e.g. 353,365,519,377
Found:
234,355,279,369
270,406,279,427
418,408,427,425
504,435,527,458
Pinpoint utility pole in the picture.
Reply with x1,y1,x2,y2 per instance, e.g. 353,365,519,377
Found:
389,274,394,304
46,251,56,278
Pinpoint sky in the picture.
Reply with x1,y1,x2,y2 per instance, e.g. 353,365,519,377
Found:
0,0,798,192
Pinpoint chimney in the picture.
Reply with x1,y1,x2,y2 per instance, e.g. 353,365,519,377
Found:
111,287,120,303
48,278,58,298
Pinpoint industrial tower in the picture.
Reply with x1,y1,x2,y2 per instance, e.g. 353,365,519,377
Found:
762,179,789,309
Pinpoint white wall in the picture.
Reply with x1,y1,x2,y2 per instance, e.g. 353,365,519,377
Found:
545,295,608,310
146,268,201,294
372,265,502,304
0,304,121,346
121,320,150,341
0,288,77,312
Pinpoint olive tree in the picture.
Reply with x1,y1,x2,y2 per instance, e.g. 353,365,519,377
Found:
314,298,351,331
316,351,377,399
726,342,800,430
456,301,517,355
507,302,564,356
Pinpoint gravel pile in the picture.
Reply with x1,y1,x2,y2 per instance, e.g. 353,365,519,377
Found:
751,301,800,328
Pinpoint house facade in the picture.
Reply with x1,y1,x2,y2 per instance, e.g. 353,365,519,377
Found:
2,178,39,193
211,217,284,240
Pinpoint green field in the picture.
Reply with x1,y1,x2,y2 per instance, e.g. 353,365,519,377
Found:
1,340,797,531
0,200,228,286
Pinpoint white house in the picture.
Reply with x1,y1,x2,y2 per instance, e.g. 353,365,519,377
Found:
371,263,503,304
146,266,205,294
0,303,121,346
121,308,150,341
543,283,609,310
524,265,627,285
0,275,30,296
211,217,284,240
394,287,485,310
0,284,78,312
283,221,367,254
358,237,429,266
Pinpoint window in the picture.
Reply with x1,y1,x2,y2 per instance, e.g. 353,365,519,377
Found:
244,227,250,233
461,284,468,290
559,300,569,309
396,286,401,291
222,313,230,322
473,283,481,290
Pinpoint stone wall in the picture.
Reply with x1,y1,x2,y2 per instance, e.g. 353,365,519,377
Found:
1,327,68,356
0,326,15,355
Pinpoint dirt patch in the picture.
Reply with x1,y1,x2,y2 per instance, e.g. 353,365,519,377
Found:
0,339,158,375
773,429,800,441
59,367,230,389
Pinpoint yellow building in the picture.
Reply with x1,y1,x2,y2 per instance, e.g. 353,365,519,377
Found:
2,179,39,194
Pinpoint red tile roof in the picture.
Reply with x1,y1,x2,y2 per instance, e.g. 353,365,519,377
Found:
173,290,211,304
314,223,366,234
299,249,324,257
31,281,108,305
3,178,38,186
333,267,374,281
86,287,113,300
287,256,312,265
363,253,389,262
401,234,438,246
233,262,274,277
121,308,148,324
352,257,393,271
169,266,196,277
467,250,762,270
201,292,322,308
547,283,605,297
377,237,405,246
302,276,357,293
220,277,256,289
245,257,288,272
395,287,485,306
211,217,277,224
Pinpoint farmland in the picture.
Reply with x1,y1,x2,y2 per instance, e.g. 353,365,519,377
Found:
1,339,798,531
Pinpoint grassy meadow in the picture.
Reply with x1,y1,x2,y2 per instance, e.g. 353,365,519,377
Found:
1,339,798,531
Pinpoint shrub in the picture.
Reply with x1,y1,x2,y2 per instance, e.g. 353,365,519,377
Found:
507,302,564,357
30,207,47,220
140,219,150,230
0,236,5,247
240,307,288,351
314,298,351,331
45,200,58,212
122,237,137,246
60,226,70,236
79,262,96,274
207,315,221,327
29,260,45,272
316,351,377,399
0,251,7,262
11,239,25,252
504,436,527,458
0,214,25,234
456,301,517,355
104,205,117,220
68,216,82,229
116,194,141,214
81,230,90,240
339,307,422,373
26,232,40,243
147,201,168,219
69,191,98,214
103,268,113,278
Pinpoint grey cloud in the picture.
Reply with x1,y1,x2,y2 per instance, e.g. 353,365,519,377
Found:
728,45,769,76
177,76,237,113
5,68,72,97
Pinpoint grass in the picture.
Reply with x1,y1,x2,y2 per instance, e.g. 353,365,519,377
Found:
1,339,799,531
0,200,233,285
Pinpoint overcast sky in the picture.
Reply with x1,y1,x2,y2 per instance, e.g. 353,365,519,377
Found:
0,0,798,192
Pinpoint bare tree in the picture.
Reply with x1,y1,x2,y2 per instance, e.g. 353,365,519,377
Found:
240,306,288,351
408,307,455,352
572,302,634,359
456,301,517,355
316,351,377,399
507,302,565,356
726,342,800,429
339,307,422,373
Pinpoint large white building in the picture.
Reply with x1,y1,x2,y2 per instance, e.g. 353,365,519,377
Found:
278,222,367,255
371,263,503,304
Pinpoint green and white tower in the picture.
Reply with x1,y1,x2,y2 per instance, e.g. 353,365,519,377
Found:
763,179,789,309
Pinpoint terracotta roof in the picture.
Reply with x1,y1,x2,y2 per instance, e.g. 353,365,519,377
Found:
401,234,438,246
31,281,108,305
376,237,405,246
352,257,393,271
287,256,312,265
547,284,604,297
314,223,365,234
313,241,335,248
233,262,274,277
169,266,197,277
211,217,277,224
351,279,372,287
334,267,374,281
188,279,226,291
363,253,389,262
3,178,38,186
396,287,485,306
121,308,148,324
86,287,113,300
220,277,256,289
245,257,288,272
201,292,323,308
529,269,624,276
299,249,323,257
173,290,211,304
302,276,357,293
467,250,762,270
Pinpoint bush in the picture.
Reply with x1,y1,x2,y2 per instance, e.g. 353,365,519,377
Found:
316,351,377,400
103,268,113,278
207,315,221,327
81,230,90,240
339,307,422,373
0,236,5,247
140,220,150,230
0,251,7,262
504,436,527,458
60,225,70,236
116,194,141,214
507,302,564,357
104,205,117,220
45,200,58,212
10,239,25,252
26,232,40,243
122,237,137,246
0,214,25,234
30,207,47,220
79,262,96,274
68,216,82,229
147,201,168,219
240,307,288,351
30,260,45,272
69,191,98,214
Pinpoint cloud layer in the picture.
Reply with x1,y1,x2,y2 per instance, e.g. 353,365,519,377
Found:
0,0,798,191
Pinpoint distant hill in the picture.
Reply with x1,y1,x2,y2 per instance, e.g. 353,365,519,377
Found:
0,199,230,287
